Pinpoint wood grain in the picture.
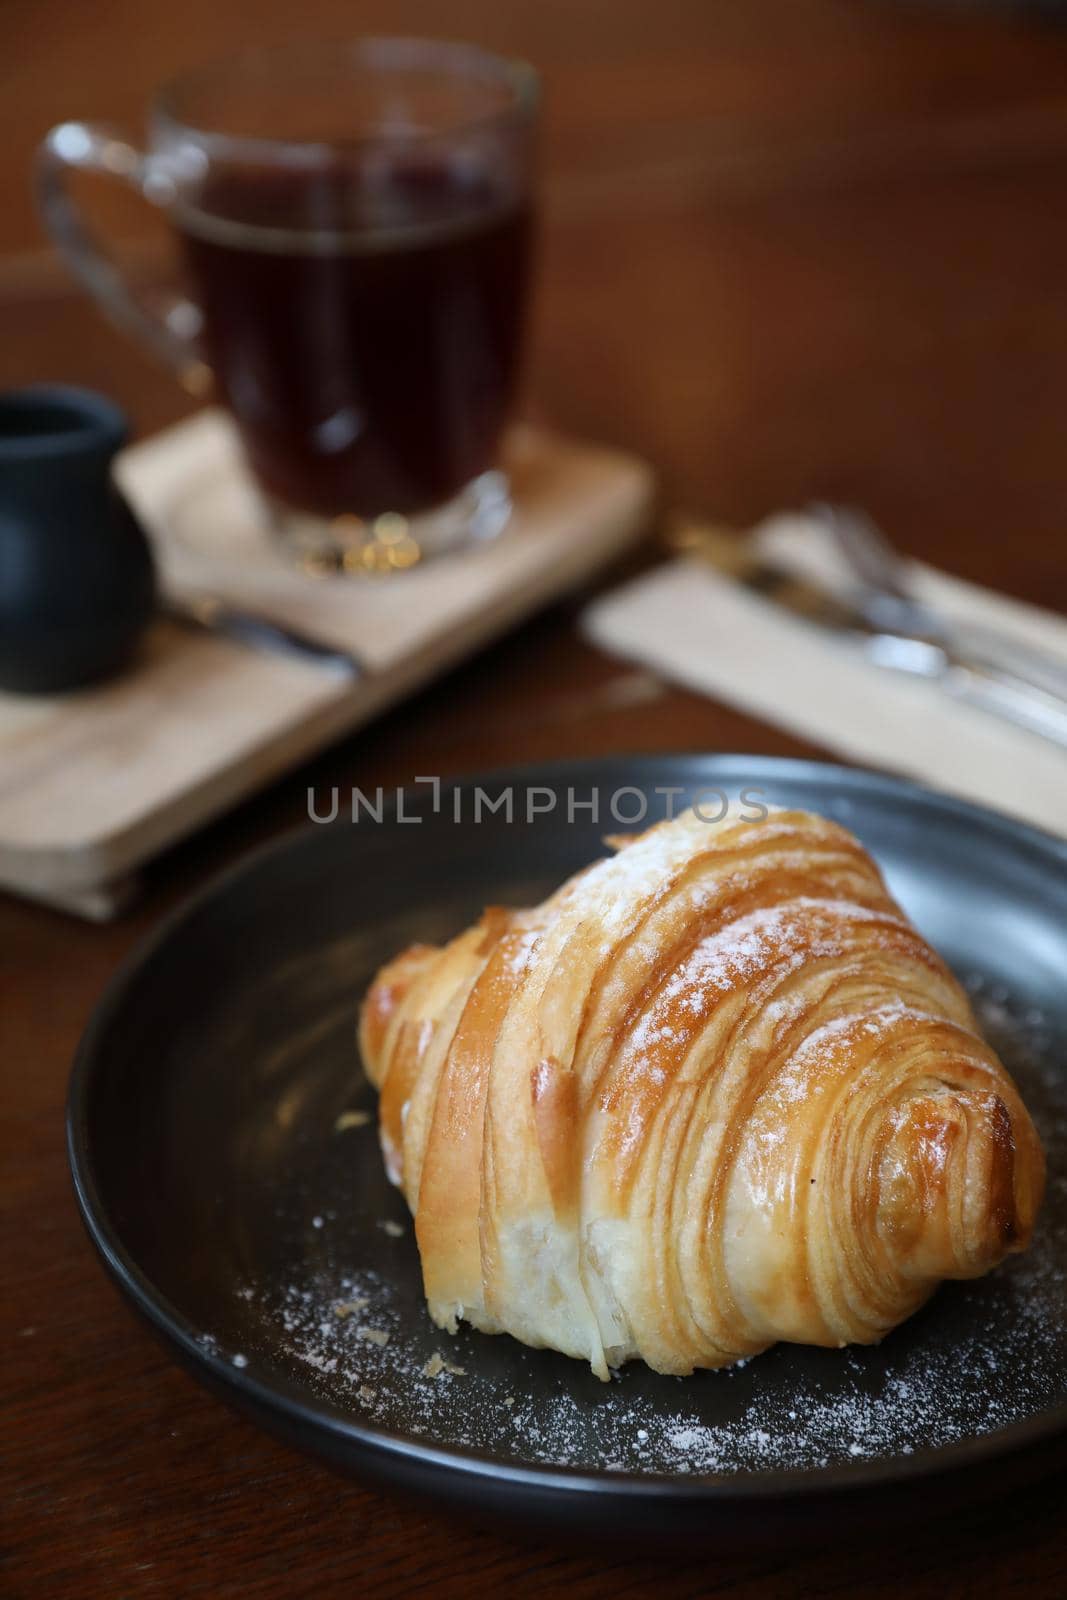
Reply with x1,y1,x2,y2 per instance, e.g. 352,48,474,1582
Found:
4,1,1067,1595
0,417,650,908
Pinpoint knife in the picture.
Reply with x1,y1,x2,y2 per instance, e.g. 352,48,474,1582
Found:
671,520,1067,751
164,592,365,679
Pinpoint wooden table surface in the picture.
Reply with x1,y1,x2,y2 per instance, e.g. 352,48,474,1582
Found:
4,3,1067,1595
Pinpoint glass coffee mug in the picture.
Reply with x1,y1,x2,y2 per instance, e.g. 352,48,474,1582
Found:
38,40,538,571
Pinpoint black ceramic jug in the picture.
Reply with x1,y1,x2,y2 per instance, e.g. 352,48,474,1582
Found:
0,385,156,693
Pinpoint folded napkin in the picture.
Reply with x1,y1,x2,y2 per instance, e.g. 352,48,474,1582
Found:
583,514,1067,839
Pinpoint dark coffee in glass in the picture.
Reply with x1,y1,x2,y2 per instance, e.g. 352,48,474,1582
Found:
40,41,539,569
178,162,531,522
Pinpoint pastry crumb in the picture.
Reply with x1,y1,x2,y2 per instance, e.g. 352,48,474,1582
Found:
355,1325,390,1347
333,1297,368,1320
423,1351,466,1379
358,1384,377,1403
380,1219,405,1237
335,1110,371,1132
503,1396,515,1408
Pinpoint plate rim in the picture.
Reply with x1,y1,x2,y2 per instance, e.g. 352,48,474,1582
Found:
68,753,1067,1503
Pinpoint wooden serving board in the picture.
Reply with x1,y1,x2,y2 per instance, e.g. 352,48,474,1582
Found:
0,411,653,917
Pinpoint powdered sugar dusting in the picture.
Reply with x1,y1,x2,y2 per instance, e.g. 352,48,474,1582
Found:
216,978,1064,1478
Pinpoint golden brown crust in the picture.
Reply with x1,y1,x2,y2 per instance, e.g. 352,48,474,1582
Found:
358,805,1045,1376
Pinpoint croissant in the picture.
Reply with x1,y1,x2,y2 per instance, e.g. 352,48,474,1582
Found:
359,804,1044,1378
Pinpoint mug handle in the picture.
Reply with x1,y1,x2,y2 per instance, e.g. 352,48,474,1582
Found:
36,121,211,395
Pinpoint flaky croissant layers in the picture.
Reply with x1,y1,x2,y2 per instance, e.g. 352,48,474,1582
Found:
359,805,1044,1378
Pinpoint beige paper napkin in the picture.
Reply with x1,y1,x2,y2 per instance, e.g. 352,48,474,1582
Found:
583,514,1067,839
0,410,653,917
116,411,650,674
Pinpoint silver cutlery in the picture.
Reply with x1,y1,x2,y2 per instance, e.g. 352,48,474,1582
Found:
672,519,1067,751
164,592,365,679
809,503,1067,703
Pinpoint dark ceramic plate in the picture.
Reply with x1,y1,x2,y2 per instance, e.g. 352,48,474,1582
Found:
69,757,1067,1539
